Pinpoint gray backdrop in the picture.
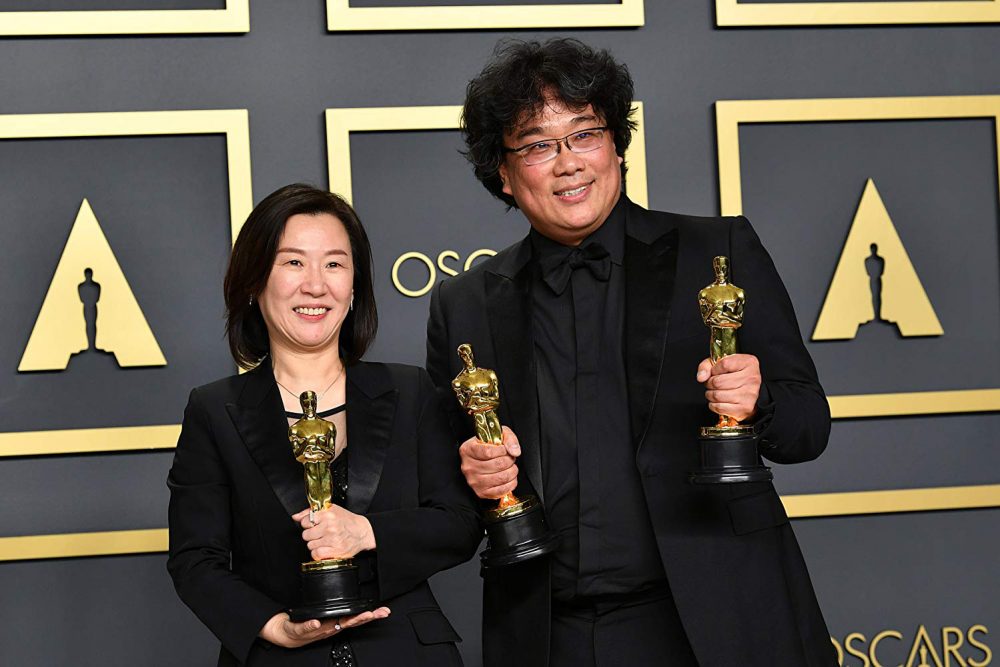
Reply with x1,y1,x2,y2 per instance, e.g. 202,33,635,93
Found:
0,1,997,665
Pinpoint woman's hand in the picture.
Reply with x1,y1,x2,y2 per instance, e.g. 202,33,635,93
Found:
293,506,377,561
258,609,391,648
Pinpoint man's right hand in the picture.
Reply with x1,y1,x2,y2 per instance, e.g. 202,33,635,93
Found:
459,425,521,500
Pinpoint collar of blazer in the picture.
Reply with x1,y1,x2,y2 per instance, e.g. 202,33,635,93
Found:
226,360,398,518
480,197,680,499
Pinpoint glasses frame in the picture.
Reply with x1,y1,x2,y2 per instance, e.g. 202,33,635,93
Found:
503,126,610,165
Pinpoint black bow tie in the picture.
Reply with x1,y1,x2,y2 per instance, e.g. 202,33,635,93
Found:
540,242,612,295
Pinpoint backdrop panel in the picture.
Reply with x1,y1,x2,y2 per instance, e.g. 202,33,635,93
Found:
0,1,996,665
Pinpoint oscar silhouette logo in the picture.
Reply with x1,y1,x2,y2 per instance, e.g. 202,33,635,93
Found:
18,198,166,371
813,179,943,340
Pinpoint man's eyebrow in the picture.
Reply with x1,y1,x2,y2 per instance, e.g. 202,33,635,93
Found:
570,114,600,126
512,114,601,142
513,124,544,142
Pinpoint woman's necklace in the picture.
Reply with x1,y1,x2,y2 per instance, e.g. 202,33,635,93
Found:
274,362,345,406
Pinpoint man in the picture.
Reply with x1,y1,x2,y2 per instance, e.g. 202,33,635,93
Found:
426,38,836,667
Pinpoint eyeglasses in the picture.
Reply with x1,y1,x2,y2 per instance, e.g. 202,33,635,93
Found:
503,127,609,166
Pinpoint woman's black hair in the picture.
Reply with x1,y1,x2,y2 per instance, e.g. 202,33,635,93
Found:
223,184,377,369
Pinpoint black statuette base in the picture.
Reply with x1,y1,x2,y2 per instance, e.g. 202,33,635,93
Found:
288,563,374,622
481,499,559,568
690,431,773,484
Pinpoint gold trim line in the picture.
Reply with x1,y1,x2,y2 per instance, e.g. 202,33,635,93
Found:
0,425,180,458
715,0,1000,27
829,389,1000,419
0,529,167,562
782,484,1000,518
326,0,643,31
0,2,249,36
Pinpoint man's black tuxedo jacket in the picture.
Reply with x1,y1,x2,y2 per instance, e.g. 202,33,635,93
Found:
167,361,481,666
426,199,837,667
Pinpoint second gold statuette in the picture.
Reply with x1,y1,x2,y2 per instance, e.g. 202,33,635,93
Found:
452,344,559,567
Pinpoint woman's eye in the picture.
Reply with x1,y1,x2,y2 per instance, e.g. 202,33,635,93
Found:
327,262,341,269
287,259,302,266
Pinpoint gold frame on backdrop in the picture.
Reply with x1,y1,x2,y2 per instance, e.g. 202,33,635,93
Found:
0,0,249,36
715,0,1000,26
3,485,999,561
0,530,168,562
0,110,253,562
0,109,253,461
326,0,643,31
324,103,648,208
780,485,1000,519
716,95,1000,420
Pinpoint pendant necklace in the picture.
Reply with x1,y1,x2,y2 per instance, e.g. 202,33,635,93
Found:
274,362,345,407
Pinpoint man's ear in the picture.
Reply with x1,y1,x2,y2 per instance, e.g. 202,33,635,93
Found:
499,162,512,197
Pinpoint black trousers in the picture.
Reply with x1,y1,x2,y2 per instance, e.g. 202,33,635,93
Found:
549,587,699,667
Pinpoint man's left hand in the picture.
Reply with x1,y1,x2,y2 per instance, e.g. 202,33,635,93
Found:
696,354,761,422
293,506,377,562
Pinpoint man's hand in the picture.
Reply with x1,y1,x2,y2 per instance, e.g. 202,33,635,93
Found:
292,506,376,562
458,425,521,500
258,609,390,649
696,353,762,422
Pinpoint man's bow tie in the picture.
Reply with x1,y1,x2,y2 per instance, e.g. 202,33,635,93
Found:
540,242,612,295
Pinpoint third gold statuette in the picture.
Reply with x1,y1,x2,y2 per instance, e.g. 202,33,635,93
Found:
697,255,754,436
690,256,772,484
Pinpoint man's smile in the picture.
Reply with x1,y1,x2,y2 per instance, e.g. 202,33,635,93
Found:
554,182,591,197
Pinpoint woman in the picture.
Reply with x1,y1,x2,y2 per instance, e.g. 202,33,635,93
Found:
167,184,481,666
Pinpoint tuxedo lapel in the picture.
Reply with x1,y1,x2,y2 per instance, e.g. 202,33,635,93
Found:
624,202,679,448
345,362,397,514
226,362,307,517
485,238,544,503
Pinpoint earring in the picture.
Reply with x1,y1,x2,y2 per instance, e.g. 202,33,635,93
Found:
350,294,354,311
248,295,254,306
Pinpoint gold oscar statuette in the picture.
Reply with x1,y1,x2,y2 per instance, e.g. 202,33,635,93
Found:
286,391,373,621
452,344,558,567
698,255,753,434
690,256,773,484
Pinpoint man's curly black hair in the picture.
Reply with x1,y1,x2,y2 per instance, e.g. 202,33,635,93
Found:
461,38,637,209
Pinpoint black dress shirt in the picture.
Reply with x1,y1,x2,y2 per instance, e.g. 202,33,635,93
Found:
530,196,666,601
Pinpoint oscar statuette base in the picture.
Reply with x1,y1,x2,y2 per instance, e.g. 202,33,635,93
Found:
287,558,375,622
690,425,773,484
480,495,559,568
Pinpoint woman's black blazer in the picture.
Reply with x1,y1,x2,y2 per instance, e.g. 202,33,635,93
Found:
167,360,481,666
